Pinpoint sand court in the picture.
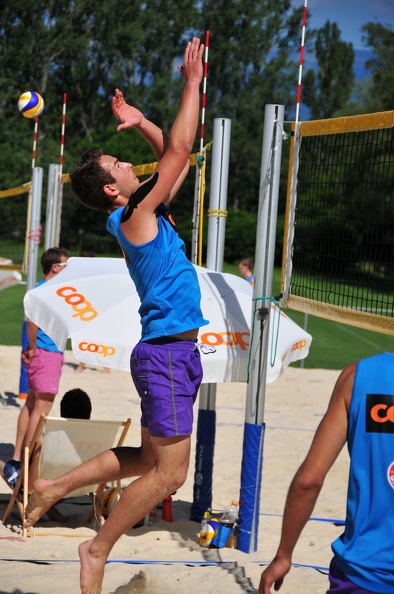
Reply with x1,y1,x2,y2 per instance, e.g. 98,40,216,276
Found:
0,345,347,593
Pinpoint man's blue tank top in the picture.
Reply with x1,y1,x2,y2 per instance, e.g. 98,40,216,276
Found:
331,352,394,593
35,279,63,353
106,205,208,341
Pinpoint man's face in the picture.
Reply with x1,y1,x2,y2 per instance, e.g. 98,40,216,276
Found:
100,155,139,198
238,262,248,276
54,255,68,275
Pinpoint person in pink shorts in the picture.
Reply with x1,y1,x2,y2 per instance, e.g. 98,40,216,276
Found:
3,247,69,488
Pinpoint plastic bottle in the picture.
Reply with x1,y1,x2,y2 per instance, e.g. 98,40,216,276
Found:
227,517,239,548
221,499,239,547
162,496,173,522
210,500,239,548
221,500,239,525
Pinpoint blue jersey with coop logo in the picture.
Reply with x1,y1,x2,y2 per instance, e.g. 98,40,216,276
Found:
332,352,394,592
106,203,208,341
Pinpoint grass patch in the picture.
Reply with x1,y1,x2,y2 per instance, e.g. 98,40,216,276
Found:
224,262,394,370
0,281,26,345
1,265,393,370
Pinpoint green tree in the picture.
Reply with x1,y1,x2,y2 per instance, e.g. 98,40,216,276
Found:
361,22,394,112
0,0,198,187
303,20,354,119
0,1,304,200
197,0,304,212
0,1,323,259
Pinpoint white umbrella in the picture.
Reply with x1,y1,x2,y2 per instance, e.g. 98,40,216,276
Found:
0,257,22,291
23,257,311,383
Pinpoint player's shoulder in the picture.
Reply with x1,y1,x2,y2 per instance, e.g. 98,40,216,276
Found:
341,361,358,380
330,362,357,409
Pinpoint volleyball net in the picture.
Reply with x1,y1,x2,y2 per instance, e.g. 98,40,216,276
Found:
0,183,32,271
59,153,199,259
281,110,394,335
0,153,201,274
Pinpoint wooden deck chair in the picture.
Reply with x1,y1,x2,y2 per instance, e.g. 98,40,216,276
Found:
2,414,131,536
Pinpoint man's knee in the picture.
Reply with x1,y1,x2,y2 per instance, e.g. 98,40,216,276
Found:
171,470,188,492
35,395,56,414
162,460,189,494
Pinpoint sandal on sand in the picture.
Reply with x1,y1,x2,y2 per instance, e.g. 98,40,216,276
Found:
3,460,21,488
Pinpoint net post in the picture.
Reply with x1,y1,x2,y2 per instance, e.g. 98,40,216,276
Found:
237,104,285,553
19,166,43,399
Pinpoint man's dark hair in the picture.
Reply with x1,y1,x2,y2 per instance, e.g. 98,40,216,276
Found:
69,148,115,212
239,257,254,269
41,247,70,275
60,388,92,420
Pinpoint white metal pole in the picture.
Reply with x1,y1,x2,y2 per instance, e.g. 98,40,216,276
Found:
238,104,285,553
245,104,285,425
20,167,43,399
45,164,62,249
206,118,231,272
191,118,231,522
26,167,43,291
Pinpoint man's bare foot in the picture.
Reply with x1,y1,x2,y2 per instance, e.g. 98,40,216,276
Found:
79,539,106,594
24,479,62,528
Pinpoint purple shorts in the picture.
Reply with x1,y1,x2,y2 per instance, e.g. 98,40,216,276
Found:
327,558,380,594
27,347,64,394
130,338,203,438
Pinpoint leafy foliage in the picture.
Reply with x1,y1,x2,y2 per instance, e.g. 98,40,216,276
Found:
303,20,355,119
223,207,257,262
361,22,394,112
0,4,388,263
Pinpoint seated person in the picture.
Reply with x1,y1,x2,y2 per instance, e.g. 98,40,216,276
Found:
60,388,92,420
29,388,92,493
1,389,92,493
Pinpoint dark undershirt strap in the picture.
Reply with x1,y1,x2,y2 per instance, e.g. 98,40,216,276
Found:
121,172,159,223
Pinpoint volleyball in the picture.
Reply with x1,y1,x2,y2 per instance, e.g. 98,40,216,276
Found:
100,487,122,518
197,518,219,547
18,91,44,118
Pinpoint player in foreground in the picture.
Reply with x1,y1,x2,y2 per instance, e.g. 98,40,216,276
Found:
259,351,394,594
25,36,208,594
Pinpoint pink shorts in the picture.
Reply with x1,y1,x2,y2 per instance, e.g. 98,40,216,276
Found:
27,348,64,395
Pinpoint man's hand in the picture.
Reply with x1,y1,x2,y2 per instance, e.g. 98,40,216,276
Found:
178,37,204,84
21,345,36,365
112,88,144,132
259,556,291,594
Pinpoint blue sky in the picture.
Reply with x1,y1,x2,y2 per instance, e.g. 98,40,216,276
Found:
288,0,393,116
292,0,393,50
291,0,393,79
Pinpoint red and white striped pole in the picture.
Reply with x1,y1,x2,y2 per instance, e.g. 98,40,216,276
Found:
295,0,308,125
23,115,40,273
200,31,209,152
31,116,39,174
196,31,210,266
59,93,67,174
54,92,67,246
20,114,41,398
